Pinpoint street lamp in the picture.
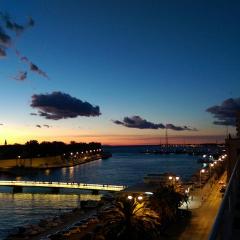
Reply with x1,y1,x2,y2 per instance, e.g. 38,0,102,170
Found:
137,196,143,201
200,169,205,202
127,195,133,200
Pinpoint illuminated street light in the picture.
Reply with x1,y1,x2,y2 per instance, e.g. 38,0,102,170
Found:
127,195,133,200
145,192,153,195
137,196,143,201
200,169,205,202
169,176,173,180
176,176,180,181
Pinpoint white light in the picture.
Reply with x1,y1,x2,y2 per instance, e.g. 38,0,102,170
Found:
145,192,153,195
127,195,133,200
210,163,214,167
169,176,173,180
176,176,180,181
137,196,143,201
201,169,205,173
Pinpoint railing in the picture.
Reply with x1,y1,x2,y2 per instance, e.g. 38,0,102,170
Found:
209,156,240,240
0,180,126,192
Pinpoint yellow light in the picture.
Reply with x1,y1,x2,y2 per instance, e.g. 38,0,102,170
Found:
169,176,173,180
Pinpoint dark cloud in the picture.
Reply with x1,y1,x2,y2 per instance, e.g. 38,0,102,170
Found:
113,116,165,129
0,123,3,126
0,13,47,80
0,47,6,57
15,50,48,78
5,20,24,34
31,91,101,120
0,28,11,47
206,98,240,126
13,71,27,81
0,12,34,35
165,124,197,131
30,113,38,116
30,62,48,78
114,116,197,131
35,124,51,128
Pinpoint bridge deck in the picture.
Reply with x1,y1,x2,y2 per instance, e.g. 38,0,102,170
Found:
0,180,126,191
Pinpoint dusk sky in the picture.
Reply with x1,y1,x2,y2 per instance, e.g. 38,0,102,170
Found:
0,0,240,145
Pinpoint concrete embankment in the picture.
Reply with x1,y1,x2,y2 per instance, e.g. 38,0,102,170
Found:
0,153,104,169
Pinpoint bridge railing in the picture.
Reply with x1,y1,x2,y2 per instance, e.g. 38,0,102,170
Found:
209,156,240,240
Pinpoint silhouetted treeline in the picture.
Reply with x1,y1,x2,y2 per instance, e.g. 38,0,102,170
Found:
0,140,102,159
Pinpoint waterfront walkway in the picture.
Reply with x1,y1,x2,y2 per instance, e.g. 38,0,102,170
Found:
178,171,227,240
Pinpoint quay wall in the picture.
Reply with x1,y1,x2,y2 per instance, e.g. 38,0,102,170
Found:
0,155,64,168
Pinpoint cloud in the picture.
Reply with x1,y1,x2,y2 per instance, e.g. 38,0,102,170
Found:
13,71,27,81
166,124,197,131
30,62,48,78
0,47,6,57
206,97,240,126
0,28,11,47
30,113,37,116
0,13,47,80
0,123,3,126
0,12,34,35
113,116,197,131
15,51,48,78
113,116,165,129
35,124,51,128
31,91,101,120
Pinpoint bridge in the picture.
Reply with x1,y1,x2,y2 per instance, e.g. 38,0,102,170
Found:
0,180,126,193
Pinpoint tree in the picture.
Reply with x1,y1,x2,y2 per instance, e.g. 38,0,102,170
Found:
149,185,187,230
98,196,161,240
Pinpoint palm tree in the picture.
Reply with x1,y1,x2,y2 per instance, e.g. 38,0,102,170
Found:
149,185,187,229
97,196,161,240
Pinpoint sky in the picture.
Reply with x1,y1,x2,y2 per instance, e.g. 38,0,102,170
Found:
0,0,240,145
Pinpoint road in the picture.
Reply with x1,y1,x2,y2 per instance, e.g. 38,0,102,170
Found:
178,171,227,240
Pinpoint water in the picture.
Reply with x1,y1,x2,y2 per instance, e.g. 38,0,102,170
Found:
0,146,200,239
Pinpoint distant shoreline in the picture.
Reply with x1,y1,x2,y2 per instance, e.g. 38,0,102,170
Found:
0,152,110,171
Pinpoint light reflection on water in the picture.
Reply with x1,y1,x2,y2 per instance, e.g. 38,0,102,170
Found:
0,193,81,239
0,146,200,239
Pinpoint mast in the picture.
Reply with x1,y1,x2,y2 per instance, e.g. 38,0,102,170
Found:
165,127,168,147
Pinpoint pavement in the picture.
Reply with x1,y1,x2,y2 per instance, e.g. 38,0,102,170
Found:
178,171,227,240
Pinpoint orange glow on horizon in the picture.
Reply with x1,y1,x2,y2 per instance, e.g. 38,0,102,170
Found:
0,134,226,146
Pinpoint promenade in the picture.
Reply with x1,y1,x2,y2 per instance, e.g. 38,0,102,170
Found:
178,171,227,240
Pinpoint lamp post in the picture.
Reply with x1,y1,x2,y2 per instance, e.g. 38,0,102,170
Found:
169,176,173,186
200,169,205,202
210,163,214,187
